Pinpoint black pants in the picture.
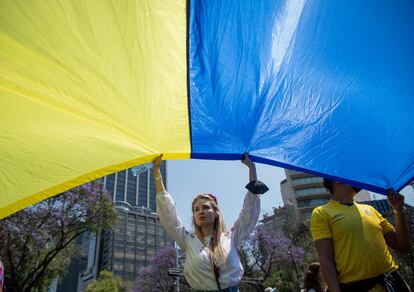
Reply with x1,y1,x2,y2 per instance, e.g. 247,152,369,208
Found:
339,271,411,292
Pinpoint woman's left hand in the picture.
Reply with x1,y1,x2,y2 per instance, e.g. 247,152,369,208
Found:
241,153,255,168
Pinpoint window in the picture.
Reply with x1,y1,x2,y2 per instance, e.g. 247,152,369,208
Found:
127,170,137,205
296,187,327,196
105,174,115,198
116,170,126,201
138,172,148,207
292,176,323,186
297,198,329,208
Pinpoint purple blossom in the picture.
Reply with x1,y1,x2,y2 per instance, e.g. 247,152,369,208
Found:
133,246,177,292
0,181,117,292
242,225,305,277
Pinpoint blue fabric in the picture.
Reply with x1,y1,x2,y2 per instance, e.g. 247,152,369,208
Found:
189,0,414,194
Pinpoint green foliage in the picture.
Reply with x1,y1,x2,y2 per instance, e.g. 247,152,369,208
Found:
85,270,126,292
390,244,414,289
264,270,298,292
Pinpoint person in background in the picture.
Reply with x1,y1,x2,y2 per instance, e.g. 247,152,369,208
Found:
301,262,326,292
153,154,268,291
311,178,411,292
0,260,4,292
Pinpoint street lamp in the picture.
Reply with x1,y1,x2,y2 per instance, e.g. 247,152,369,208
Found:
175,243,180,292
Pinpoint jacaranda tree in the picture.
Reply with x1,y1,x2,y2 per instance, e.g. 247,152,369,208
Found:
133,246,180,292
0,182,117,292
240,225,304,291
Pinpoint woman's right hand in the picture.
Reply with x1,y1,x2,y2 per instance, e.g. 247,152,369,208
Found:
153,155,165,193
153,154,163,170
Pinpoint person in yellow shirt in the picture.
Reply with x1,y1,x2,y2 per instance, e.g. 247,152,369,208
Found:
311,178,411,292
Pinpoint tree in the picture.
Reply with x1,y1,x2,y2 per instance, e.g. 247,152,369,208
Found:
133,246,177,292
240,225,304,291
85,270,127,292
264,270,297,292
390,242,414,290
285,220,318,265
0,181,117,292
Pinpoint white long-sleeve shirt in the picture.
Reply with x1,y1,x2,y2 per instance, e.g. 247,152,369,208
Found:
156,190,260,290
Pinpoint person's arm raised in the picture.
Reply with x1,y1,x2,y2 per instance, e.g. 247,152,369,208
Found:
241,153,257,182
153,155,166,194
232,154,265,248
153,155,187,249
384,189,410,254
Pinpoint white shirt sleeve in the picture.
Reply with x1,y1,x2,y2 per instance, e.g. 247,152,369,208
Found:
156,191,188,249
231,191,260,248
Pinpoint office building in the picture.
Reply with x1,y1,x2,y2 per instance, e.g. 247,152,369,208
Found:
98,162,174,284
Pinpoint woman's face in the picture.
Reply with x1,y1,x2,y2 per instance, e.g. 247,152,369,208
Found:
193,199,216,228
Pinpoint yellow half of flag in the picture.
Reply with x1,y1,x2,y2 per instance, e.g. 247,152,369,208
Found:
0,0,189,219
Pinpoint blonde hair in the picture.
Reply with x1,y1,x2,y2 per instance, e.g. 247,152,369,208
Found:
192,194,227,261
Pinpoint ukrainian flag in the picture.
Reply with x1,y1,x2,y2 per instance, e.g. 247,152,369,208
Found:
1,0,414,218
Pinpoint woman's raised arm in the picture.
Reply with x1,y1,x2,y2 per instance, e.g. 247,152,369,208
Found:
232,154,267,248
153,155,187,249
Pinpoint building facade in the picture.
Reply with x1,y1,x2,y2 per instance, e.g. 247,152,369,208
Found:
99,202,174,284
260,206,289,233
97,162,174,284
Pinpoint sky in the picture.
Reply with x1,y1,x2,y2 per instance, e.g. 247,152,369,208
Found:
166,159,414,230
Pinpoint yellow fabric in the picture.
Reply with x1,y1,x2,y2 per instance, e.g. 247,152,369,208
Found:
0,0,189,219
311,200,398,286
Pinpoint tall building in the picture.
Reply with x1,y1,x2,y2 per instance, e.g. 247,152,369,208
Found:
98,202,174,284
57,163,174,291
103,162,162,212
68,232,101,291
281,169,371,221
98,162,175,284
56,224,103,291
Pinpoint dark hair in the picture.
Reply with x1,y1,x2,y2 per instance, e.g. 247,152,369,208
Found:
303,262,325,292
323,178,362,194
352,186,362,193
323,178,335,194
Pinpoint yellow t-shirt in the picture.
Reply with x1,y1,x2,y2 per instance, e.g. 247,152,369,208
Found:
311,200,398,290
